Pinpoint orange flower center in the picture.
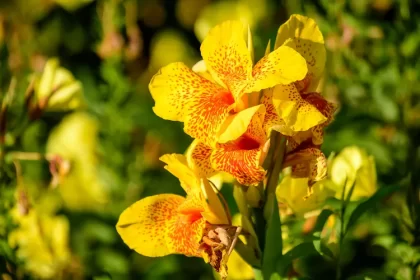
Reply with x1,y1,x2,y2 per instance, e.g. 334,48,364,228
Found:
180,208,203,224
218,91,235,106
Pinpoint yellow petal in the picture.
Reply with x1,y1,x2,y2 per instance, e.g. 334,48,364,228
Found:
166,212,207,257
217,105,265,143
201,179,230,225
116,194,185,257
329,146,378,201
186,140,217,177
275,14,326,92
149,62,231,129
211,105,267,186
161,153,231,225
225,250,254,280
276,176,334,216
184,87,235,146
247,25,254,64
46,112,108,211
160,154,201,194
192,60,215,82
260,88,295,135
200,20,252,100
245,45,308,93
288,92,336,145
272,84,327,132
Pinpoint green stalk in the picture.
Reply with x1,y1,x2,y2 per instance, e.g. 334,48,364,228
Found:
252,131,287,277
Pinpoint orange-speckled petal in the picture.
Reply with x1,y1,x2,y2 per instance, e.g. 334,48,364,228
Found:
116,194,185,257
245,45,308,93
275,15,326,92
200,21,252,100
211,146,266,186
217,105,265,144
284,147,327,186
272,84,327,132
177,194,206,217
184,88,235,146
306,149,327,185
186,140,216,178
150,62,228,123
288,93,336,145
166,206,208,257
260,88,296,136
211,106,267,186
304,93,336,144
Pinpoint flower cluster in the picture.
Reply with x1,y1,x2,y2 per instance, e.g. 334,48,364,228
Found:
117,14,335,278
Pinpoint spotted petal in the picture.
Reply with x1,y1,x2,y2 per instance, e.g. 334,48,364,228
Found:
245,45,308,93
183,87,235,146
275,14,326,92
217,104,265,143
283,147,327,186
201,21,252,101
150,62,234,145
161,153,230,225
272,84,327,132
186,140,216,178
211,105,267,186
116,194,187,256
260,88,295,135
288,92,337,145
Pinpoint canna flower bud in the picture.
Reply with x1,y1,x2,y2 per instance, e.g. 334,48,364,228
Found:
327,146,377,201
34,58,84,112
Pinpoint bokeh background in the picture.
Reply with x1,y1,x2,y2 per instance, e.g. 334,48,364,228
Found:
0,0,419,279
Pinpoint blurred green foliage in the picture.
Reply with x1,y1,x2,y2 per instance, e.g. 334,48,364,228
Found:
0,0,419,279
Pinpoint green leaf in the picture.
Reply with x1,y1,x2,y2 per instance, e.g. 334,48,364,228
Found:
312,209,334,234
310,209,335,259
276,242,319,276
313,234,335,260
234,239,261,268
262,195,282,280
346,185,399,232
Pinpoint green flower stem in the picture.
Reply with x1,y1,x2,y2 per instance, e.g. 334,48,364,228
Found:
251,131,287,278
253,206,267,254
265,134,286,198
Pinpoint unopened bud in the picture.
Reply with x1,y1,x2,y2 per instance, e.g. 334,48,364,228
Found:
34,58,84,112
245,186,262,208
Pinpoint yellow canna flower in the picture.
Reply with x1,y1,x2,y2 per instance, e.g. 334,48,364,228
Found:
8,191,71,279
116,154,239,279
46,112,108,211
262,14,335,143
149,20,307,146
276,175,334,216
186,104,270,186
327,146,377,201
